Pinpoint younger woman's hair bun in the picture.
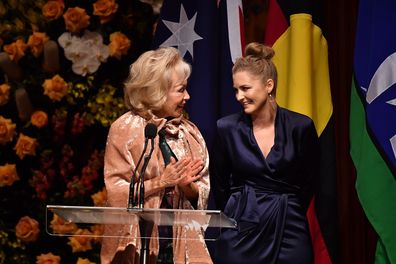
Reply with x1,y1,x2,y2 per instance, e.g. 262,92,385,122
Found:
245,42,275,61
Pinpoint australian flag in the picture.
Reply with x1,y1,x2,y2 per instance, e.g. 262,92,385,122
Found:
354,0,396,176
152,0,244,149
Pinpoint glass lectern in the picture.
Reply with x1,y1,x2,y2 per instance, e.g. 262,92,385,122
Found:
46,205,236,263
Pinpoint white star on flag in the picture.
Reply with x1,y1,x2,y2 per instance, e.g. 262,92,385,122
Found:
159,4,203,58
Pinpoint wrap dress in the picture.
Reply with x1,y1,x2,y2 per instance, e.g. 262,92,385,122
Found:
210,107,319,264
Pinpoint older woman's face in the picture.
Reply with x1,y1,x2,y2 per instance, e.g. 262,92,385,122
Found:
157,71,190,118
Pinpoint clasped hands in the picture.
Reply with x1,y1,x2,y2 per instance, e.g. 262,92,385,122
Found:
160,157,203,189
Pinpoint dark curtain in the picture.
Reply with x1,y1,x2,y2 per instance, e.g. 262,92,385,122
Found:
244,0,377,263
323,0,378,263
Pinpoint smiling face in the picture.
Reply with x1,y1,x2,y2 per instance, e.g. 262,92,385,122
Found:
233,71,274,117
156,70,190,118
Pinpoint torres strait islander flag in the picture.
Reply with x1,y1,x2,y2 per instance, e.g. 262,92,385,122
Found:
351,0,396,262
264,0,338,263
152,0,244,148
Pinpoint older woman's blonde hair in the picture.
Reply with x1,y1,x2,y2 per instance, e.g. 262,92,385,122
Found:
232,42,278,96
124,47,191,118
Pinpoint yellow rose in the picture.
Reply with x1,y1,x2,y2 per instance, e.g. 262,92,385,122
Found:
63,7,90,33
67,229,93,252
108,32,131,60
27,32,49,58
50,214,78,234
42,74,69,101
14,133,38,160
36,252,61,264
0,83,11,106
31,110,49,128
91,187,107,206
0,163,19,187
15,216,40,242
93,0,118,24
42,0,65,20
76,257,95,264
3,39,28,62
0,115,16,145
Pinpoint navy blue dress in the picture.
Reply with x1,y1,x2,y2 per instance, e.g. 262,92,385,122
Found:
210,107,319,264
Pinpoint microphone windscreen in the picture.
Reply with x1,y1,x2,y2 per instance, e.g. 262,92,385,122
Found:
144,123,157,139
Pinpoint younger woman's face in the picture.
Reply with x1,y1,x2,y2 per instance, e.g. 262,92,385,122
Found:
233,71,273,116
157,71,190,118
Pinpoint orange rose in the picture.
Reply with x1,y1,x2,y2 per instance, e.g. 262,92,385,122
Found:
0,83,11,106
36,252,61,264
42,0,65,20
50,214,78,234
0,115,16,145
93,0,118,24
27,32,49,58
63,7,90,33
42,74,69,101
91,187,107,206
14,133,38,160
31,110,49,128
0,163,19,187
76,257,95,264
67,229,93,252
3,39,28,62
15,216,40,242
108,32,131,60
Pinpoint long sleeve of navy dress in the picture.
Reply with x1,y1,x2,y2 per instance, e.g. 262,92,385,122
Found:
209,107,320,264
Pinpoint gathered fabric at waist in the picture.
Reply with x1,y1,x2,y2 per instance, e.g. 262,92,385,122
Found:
224,183,306,232
230,177,301,196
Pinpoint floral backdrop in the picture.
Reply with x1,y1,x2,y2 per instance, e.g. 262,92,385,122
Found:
0,0,158,263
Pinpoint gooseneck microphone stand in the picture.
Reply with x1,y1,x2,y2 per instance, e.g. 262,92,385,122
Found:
128,123,157,209
137,136,155,264
137,137,155,209
127,123,157,264
127,137,148,209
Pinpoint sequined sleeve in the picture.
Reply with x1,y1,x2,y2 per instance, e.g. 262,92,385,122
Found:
104,113,145,207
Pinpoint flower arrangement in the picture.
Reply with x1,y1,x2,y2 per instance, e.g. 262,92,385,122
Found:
0,0,158,263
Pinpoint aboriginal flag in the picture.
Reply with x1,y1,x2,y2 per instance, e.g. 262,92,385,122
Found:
264,0,339,263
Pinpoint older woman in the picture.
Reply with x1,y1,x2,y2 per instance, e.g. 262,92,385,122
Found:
100,47,212,264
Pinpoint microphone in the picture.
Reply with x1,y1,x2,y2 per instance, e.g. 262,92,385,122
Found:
144,123,158,139
128,123,158,209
